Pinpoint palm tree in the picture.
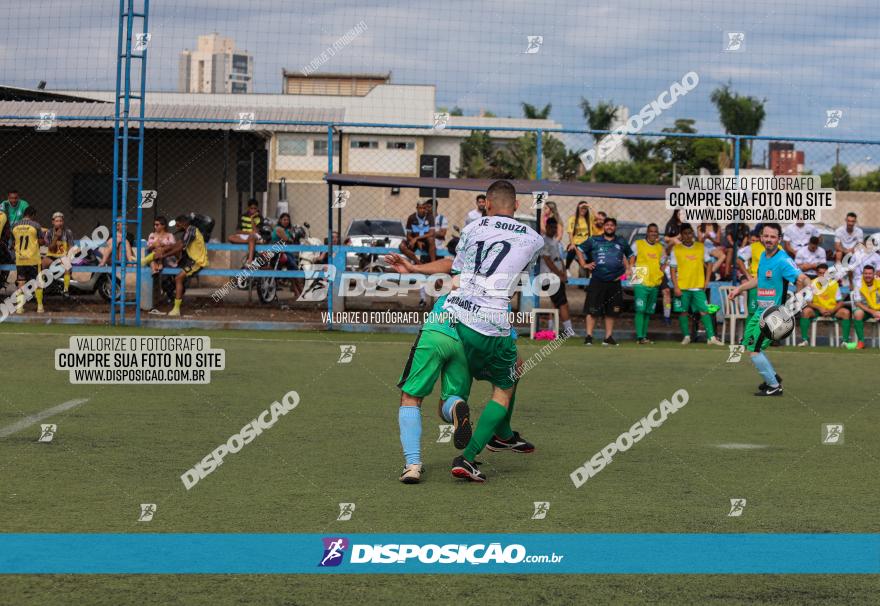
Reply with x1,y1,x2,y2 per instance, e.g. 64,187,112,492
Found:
521,102,552,120
710,83,766,166
579,99,618,180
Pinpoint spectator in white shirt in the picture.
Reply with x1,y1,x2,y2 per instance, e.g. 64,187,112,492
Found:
794,236,826,277
464,194,486,226
431,199,449,254
783,222,819,257
835,212,864,263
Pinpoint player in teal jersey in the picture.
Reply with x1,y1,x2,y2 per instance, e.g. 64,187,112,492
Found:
728,223,810,397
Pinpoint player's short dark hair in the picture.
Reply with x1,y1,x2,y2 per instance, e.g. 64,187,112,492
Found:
476,194,486,201
847,212,857,219
679,222,694,234
817,262,829,270
175,214,190,224
603,217,617,226
864,264,875,272
423,198,437,208
154,216,167,226
809,236,820,245
486,180,517,210
546,216,558,227
7,189,18,195
23,206,35,217
762,222,782,236
247,198,259,207
647,223,658,230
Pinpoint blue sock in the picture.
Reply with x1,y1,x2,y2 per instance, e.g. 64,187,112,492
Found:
751,353,779,387
441,396,463,423
398,406,422,466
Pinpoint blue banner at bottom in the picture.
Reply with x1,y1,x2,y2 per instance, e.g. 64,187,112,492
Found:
0,534,877,574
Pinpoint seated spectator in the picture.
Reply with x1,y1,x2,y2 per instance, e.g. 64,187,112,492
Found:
798,263,851,346
834,212,863,263
144,216,177,275
42,212,75,298
399,201,436,263
431,200,449,254
228,198,263,265
271,213,300,271
852,264,880,349
0,189,29,225
315,231,343,265
541,201,563,240
794,236,826,278
723,222,750,277
566,201,591,270
539,216,573,335
464,194,486,226
698,222,724,277
99,222,135,266
663,209,683,249
783,222,819,257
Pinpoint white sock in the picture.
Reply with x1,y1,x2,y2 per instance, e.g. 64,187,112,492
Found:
562,319,573,334
419,285,426,302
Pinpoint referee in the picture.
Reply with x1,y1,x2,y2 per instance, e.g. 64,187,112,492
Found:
576,217,633,346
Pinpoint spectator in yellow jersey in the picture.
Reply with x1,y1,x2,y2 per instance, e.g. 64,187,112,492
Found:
12,206,45,313
42,212,75,299
228,198,263,266
149,215,209,317
629,223,665,344
852,264,880,349
798,263,851,346
565,201,591,270
669,224,723,346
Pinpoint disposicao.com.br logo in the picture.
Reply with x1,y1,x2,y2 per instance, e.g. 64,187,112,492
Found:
318,538,564,567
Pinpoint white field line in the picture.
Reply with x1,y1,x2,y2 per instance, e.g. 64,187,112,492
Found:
0,398,89,438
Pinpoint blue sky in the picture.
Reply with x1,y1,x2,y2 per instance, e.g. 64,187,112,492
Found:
3,0,879,169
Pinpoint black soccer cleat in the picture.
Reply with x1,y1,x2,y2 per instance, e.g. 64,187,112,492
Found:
450,400,472,450
758,374,783,392
486,431,535,453
583,335,593,346
754,384,783,397
451,455,487,482
602,336,618,346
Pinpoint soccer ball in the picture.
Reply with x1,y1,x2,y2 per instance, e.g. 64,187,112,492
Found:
759,305,795,340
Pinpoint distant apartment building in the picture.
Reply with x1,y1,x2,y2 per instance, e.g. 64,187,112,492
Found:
768,141,804,175
179,34,254,93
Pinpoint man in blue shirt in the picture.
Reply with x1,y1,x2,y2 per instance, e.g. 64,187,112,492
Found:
576,217,633,346
729,223,810,396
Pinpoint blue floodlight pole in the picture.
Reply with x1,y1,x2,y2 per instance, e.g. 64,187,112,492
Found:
327,125,334,330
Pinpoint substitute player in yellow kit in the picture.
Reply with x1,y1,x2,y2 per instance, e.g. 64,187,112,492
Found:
12,206,45,314
630,222,665,344
43,212,75,299
669,223,724,346
146,214,209,316
852,264,879,349
797,263,851,346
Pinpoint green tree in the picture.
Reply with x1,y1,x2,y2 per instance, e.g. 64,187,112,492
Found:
457,130,496,178
821,163,852,190
521,102,552,120
710,83,766,165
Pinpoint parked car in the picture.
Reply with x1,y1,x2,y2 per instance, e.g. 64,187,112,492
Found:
344,219,406,271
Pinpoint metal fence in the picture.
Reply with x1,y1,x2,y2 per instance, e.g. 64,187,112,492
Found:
2,114,880,326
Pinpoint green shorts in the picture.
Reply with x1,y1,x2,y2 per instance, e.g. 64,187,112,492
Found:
673,290,709,314
742,311,772,352
397,328,472,400
746,288,758,315
633,284,659,315
455,322,518,390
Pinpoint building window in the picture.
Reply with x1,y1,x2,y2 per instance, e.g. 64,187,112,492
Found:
351,140,378,149
231,82,247,94
278,135,308,156
232,54,249,74
313,140,328,156
386,141,415,150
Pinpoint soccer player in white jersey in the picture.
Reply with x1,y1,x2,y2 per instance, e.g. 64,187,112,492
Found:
386,180,545,482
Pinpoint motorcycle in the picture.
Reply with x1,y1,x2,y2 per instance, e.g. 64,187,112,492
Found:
243,221,326,304
42,248,122,301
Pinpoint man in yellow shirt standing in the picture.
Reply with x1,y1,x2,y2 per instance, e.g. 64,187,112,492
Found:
629,223,665,344
798,263,851,346
12,206,45,314
852,264,880,349
669,224,723,346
